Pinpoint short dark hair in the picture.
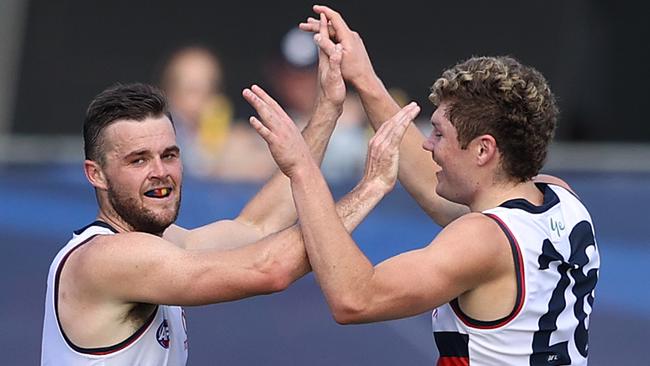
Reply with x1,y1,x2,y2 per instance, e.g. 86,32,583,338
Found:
429,56,558,181
83,82,173,163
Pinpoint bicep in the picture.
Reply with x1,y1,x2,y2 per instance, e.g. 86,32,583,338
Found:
172,219,263,250
358,215,508,322
359,245,472,322
77,233,276,306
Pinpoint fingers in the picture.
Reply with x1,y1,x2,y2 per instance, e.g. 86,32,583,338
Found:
316,15,327,69
300,17,336,38
242,85,289,120
314,13,337,57
313,5,351,33
298,18,319,33
250,84,282,111
374,102,421,145
243,86,296,140
249,116,273,142
319,12,329,41
391,103,421,143
242,87,266,112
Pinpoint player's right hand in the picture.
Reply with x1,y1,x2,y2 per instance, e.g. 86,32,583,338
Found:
242,85,313,179
300,5,376,87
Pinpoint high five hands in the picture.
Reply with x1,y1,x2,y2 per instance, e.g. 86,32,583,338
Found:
300,5,376,87
244,9,420,188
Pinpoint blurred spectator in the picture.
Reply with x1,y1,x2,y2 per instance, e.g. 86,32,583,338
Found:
159,45,275,181
266,27,370,182
264,27,320,128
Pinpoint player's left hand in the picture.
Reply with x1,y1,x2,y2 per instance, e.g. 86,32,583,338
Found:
242,85,312,178
362,102,421,193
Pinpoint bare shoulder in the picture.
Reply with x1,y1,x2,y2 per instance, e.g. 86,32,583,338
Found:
414,212,514,294
432,212,511,262
68,232,175,283
440,212,504,241
533,174,577,196
76,231,168,258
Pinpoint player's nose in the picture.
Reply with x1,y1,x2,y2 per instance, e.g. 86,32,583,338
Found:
149,157,168,178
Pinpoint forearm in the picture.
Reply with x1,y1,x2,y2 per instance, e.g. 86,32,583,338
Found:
290,162,382,312
303,100,343,163
237,101,342,235
255,162,388,287
353,73,401,131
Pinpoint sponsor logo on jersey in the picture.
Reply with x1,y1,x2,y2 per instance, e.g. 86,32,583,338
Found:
550,217,565,239
156,319,170,349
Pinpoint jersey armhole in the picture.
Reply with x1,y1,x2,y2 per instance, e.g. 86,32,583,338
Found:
54,234,159,355
449,213,526,329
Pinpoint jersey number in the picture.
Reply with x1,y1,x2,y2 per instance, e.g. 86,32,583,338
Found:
530,220,598,366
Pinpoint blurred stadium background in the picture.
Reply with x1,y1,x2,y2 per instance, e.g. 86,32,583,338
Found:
1,0,648,364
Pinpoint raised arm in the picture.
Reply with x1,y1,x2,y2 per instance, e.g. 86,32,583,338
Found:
301,6,468,226
245,40,440,310
70,176,385,308
165,27,346,250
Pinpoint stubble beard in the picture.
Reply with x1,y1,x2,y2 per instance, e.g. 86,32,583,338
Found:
106,181,181,235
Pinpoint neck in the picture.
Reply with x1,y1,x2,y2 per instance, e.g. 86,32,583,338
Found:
96,209,132,234
469,179,542,212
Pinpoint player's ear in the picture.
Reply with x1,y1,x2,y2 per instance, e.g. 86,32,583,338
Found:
84,159,108,190
475,134,498,166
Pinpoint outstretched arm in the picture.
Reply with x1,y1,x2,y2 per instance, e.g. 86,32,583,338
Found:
165,26,346,250
75,172,393,307
301,6,468,226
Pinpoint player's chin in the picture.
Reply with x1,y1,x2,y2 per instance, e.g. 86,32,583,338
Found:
152,210,178,230
435,179,450,199
145,199,179,218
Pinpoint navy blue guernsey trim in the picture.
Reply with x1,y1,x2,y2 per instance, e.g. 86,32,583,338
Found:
73,220,118,235
499,183,559,214
434,331,469,357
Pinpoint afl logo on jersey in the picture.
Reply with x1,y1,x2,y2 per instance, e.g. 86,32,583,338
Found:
156,319,170,349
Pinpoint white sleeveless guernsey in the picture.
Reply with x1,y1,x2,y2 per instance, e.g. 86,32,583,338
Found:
41,221,189,366
432,184,600,366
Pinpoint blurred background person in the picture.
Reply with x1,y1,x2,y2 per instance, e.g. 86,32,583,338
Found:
159,45,276,181
266,27,369,183
159,45,232,177
264,27,319,129
2,2,648,365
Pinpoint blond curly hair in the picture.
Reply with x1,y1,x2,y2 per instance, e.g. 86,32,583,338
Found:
429,56,558,181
